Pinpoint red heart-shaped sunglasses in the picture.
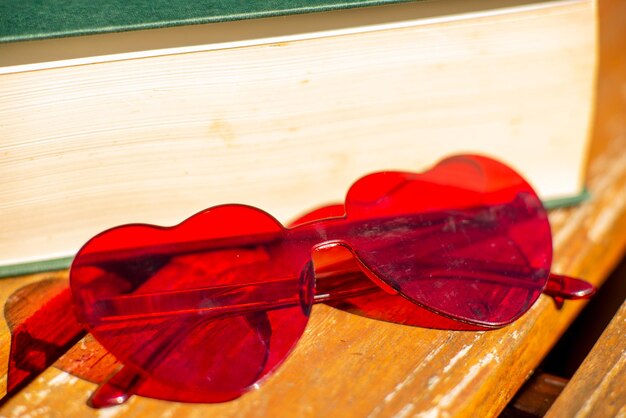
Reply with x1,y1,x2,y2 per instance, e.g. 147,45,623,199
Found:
69,154,594,407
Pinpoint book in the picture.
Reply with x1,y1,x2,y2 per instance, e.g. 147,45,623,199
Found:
0,0,596,276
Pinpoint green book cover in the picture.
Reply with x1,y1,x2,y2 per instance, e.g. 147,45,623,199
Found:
0,0,413,43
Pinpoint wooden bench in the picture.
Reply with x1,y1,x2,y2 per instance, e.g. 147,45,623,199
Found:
1,1,625,415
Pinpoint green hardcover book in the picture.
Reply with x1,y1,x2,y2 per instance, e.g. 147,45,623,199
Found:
0,0,596,277
1,0,412,42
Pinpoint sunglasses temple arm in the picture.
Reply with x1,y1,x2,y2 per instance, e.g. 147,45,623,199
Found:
90,269,381,323
91,269,595,323
88,365,144,408
543,273,596,308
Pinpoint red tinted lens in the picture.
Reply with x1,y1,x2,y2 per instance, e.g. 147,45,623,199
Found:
343,155,552,327
70,205,313,402
307,243,490,331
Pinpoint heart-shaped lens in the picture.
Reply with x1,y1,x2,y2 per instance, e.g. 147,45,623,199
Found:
70,205,313,402
342,155,552,327
289,206,489,330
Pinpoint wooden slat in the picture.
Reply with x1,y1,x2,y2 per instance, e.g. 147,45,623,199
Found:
545,300,626,417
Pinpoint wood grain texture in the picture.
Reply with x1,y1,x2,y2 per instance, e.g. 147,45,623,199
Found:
545,300,626,418
0,134,624,418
